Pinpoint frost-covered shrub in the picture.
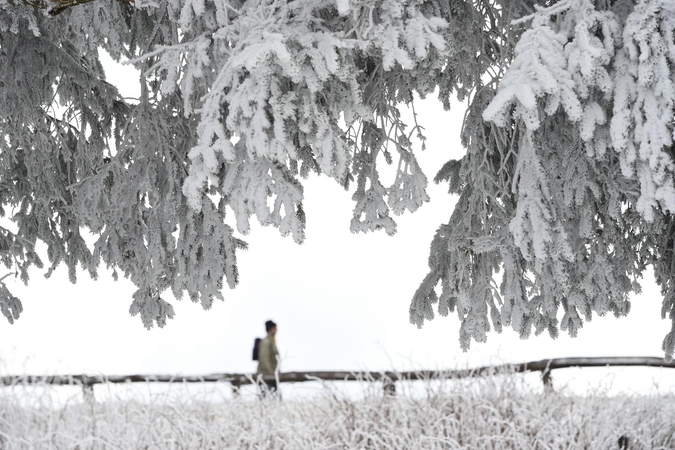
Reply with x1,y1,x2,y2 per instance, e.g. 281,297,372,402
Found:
1,374,674,449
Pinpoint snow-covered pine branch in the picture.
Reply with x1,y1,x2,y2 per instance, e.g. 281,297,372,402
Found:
1,0,675,359
413,0,675,359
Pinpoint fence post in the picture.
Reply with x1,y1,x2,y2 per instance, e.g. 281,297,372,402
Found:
231,381,241,398
82,378,95,403
383,379,396,396
541,369,553,393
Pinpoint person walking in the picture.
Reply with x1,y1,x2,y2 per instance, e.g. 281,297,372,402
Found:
256,320,280,397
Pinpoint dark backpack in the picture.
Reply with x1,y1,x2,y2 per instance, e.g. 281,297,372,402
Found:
252,338,262,361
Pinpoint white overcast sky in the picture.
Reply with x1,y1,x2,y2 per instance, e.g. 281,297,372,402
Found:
1,52,673,396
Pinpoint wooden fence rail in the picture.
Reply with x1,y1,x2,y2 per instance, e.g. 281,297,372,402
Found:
2,356,674,396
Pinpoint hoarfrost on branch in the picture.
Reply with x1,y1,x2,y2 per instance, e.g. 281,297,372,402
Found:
1,0,674,359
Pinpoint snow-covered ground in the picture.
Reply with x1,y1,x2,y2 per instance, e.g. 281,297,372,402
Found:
2,372,673,449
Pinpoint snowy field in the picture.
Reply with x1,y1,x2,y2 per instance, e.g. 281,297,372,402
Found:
2,371,674,449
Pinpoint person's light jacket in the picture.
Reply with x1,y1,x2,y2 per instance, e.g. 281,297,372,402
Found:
256,335,279,375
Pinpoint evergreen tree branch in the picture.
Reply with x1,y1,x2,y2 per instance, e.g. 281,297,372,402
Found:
2,0,675,358
18,0,133,16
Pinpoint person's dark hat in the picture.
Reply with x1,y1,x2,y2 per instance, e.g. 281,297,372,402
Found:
265,320,277,332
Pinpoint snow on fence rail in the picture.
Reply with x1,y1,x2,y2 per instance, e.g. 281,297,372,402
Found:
2,356,674,398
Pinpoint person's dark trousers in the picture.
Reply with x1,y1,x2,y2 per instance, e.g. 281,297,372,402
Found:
259,380,280,399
